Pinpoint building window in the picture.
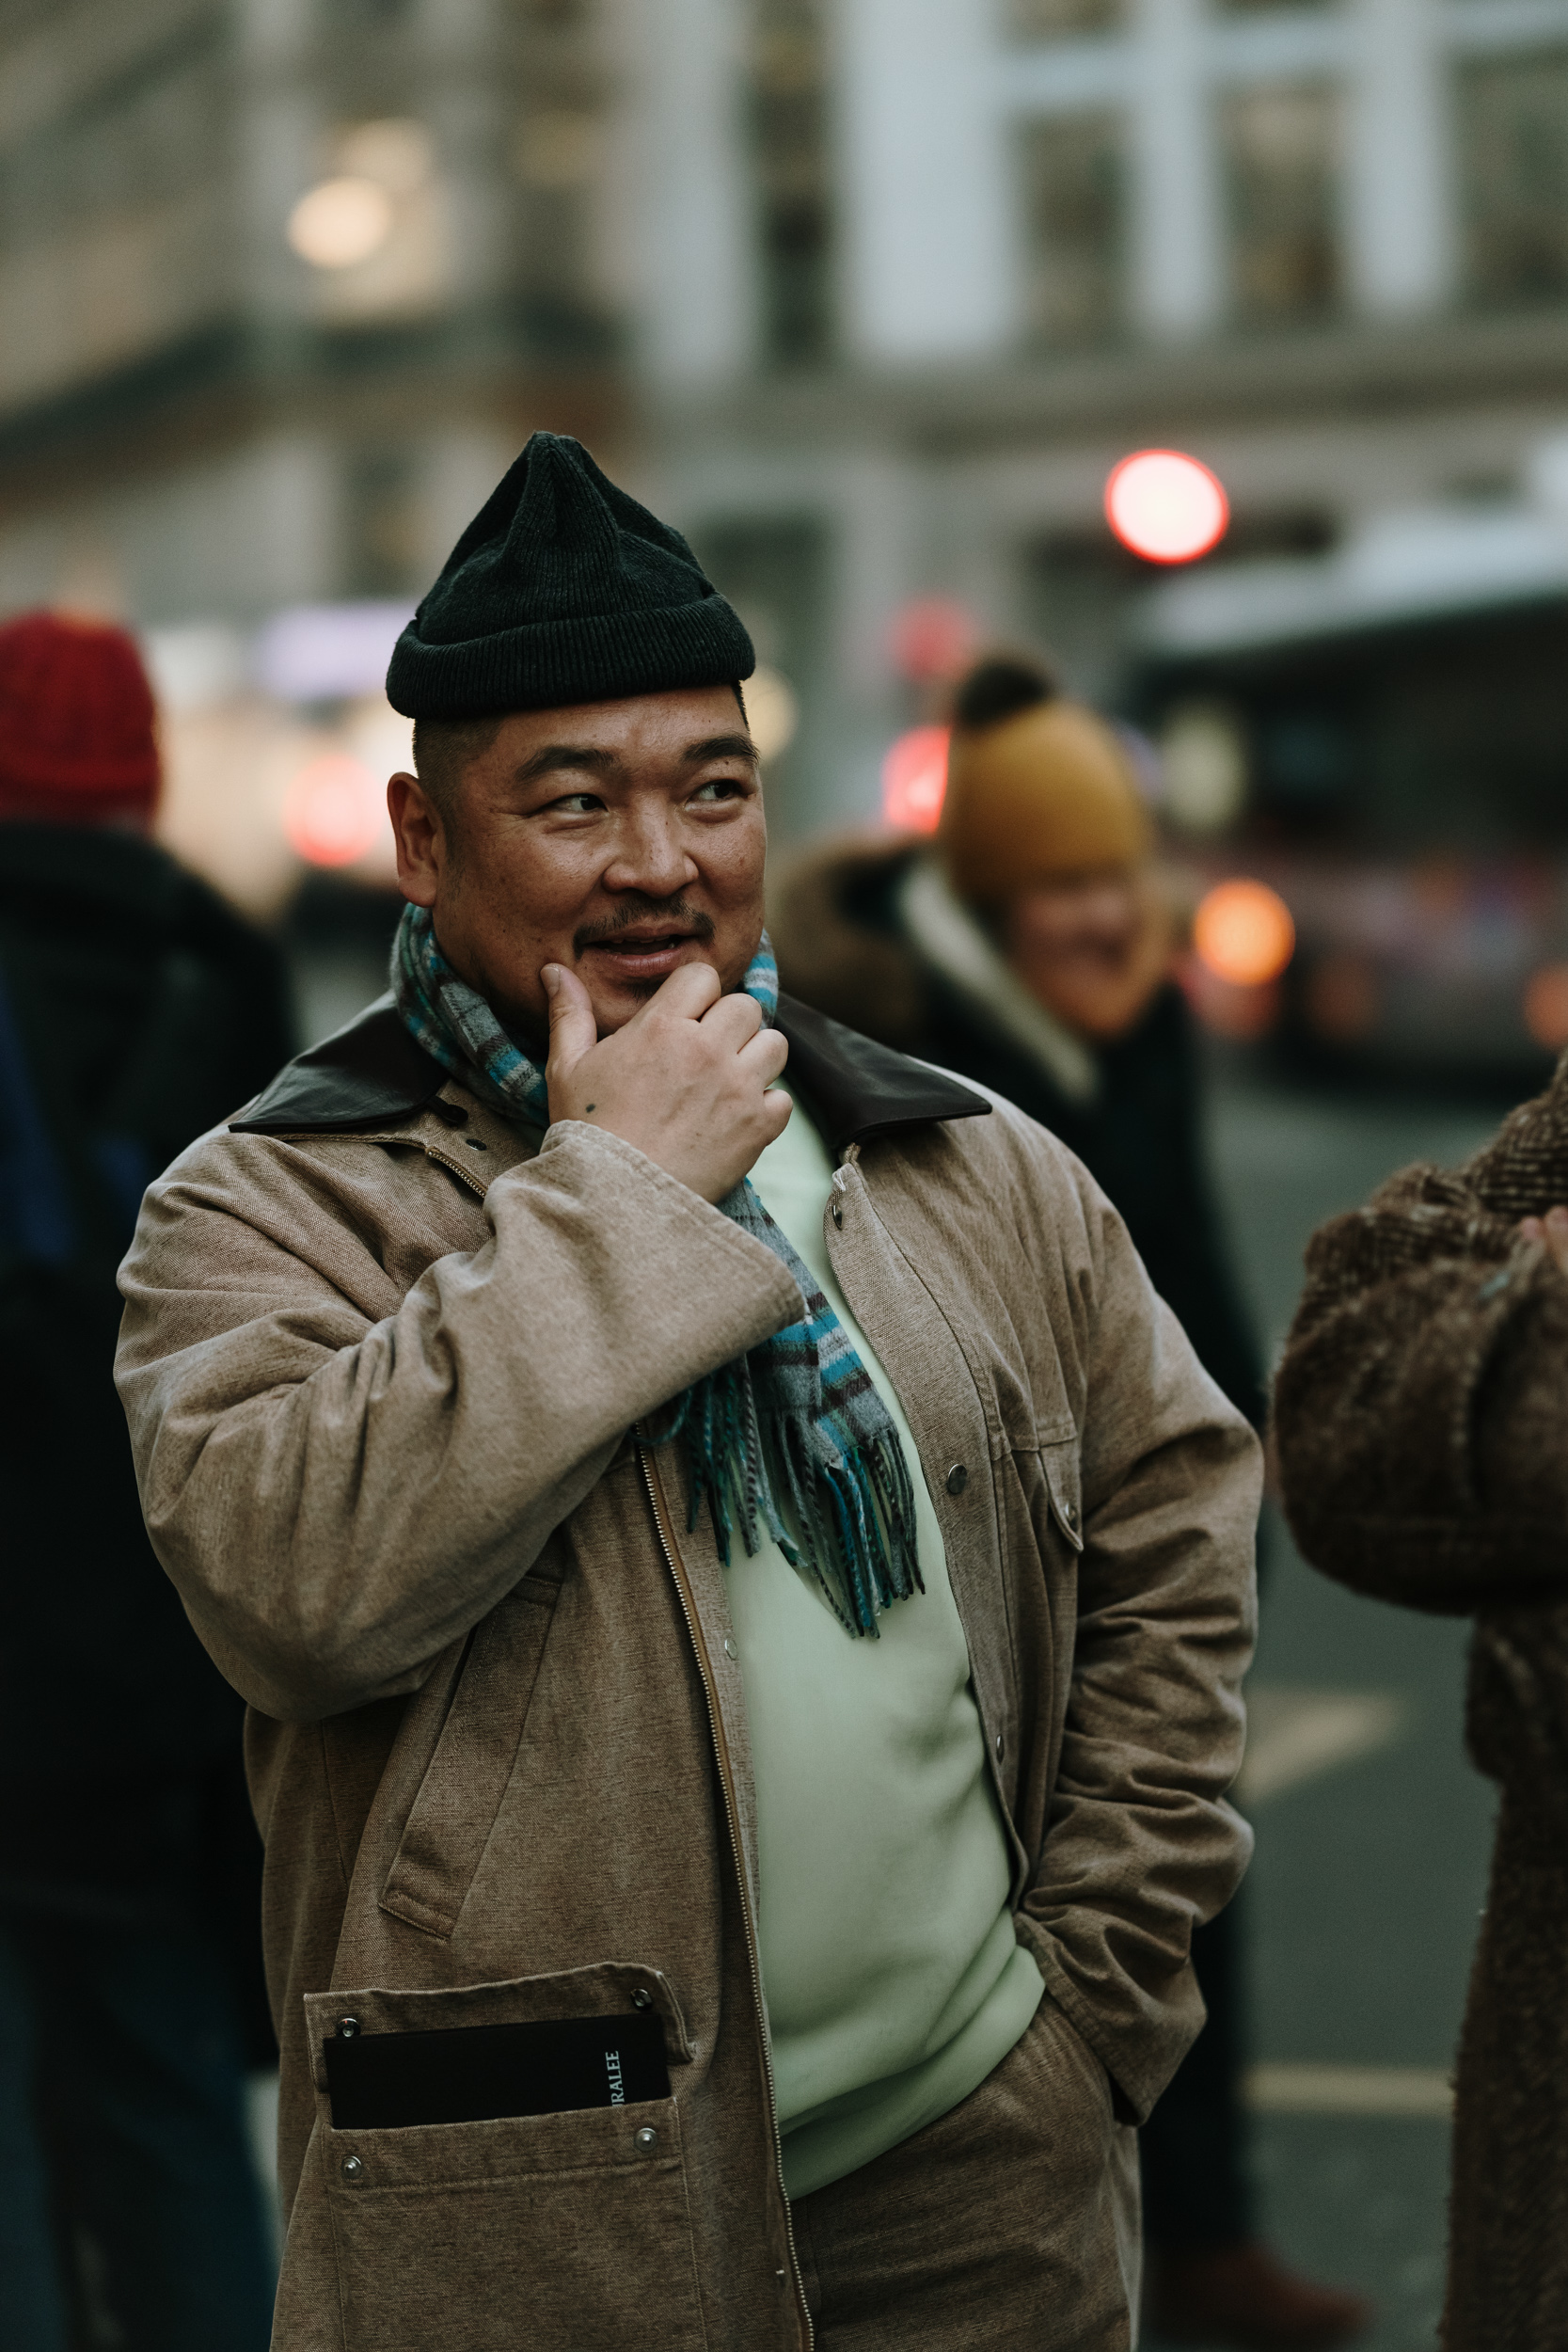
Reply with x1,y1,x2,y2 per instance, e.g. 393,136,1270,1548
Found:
343,448,425,598
1006,0,1125,38
1018,114,1126,347
695,516,832,839
1222,84,1342,325
1459,52,1568,305
750,0,834,367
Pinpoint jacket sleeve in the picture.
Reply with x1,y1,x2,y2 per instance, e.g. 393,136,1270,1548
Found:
1015,1154,1260,2122
1274,1054,1568,1615
115,1120,800,1722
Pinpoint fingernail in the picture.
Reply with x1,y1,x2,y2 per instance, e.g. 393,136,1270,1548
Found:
542,965,560,996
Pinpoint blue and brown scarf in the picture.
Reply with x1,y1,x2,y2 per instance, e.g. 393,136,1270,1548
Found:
391,903,921,1635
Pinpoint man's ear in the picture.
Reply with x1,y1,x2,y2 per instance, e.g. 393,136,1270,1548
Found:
388,772,443,907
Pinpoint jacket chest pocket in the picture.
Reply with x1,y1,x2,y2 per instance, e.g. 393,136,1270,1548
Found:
304,1968,705,2352
379,1571,562,1941
994,1429,1085,1569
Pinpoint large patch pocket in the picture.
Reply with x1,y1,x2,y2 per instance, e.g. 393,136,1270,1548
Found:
306,1965,705,2352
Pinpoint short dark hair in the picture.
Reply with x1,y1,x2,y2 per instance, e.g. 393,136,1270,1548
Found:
411,682,752,837
950,652,1059,732
411,713,503,833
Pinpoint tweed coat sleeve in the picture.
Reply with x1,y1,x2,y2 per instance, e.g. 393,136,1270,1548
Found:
115,1119,800,1721
1274,1051,1568,1613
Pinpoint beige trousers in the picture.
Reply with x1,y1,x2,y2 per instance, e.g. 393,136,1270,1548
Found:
791,1993,1143,2351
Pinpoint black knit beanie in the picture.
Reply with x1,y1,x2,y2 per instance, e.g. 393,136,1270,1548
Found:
385,433,754,719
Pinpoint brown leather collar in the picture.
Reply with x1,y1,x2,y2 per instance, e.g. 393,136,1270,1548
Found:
230,989,990,1154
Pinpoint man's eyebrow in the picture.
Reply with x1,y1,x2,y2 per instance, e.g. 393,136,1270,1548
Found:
684,733,759,764
511,743,621,784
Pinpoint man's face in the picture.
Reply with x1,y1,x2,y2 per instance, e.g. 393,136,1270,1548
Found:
388,686,767,1044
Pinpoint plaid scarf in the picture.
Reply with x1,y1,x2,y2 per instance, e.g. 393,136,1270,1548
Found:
391,903,922,1635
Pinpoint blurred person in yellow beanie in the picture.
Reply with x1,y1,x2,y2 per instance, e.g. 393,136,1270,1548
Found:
939,676,1173,1047
0,610,292,2350
773,650,1370,2352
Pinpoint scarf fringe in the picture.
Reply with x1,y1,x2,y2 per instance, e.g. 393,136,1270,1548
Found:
666,1360,922,1638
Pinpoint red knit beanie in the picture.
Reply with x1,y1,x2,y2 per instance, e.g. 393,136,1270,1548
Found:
0,610,161,824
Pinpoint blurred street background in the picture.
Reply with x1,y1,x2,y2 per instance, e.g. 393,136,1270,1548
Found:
5,0,1567,2342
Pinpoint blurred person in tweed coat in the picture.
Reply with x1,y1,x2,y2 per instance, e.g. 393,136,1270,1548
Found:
1274,1059,1568,2351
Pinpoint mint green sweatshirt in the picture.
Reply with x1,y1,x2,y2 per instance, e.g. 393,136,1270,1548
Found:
734,1106,1044,2200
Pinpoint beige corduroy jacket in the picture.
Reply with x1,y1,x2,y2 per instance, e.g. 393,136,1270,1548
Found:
115,991,1259,2352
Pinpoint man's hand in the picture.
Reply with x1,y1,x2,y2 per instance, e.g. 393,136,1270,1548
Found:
1520,1204,1568,1276
545,961,791,1203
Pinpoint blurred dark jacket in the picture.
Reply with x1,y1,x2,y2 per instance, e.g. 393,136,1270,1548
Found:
0,820,293,1984
1274,1056,1568,2351
771,835,1264,1427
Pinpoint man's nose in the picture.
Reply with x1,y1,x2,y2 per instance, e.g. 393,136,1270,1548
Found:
602,809,699,898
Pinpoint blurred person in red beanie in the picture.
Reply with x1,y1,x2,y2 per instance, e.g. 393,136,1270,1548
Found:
772,651,1370,2352
0,611,293,2350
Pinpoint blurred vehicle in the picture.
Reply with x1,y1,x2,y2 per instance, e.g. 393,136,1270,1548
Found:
1133,496,1568,1087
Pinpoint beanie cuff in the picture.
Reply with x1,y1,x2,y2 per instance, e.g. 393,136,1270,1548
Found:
0,746,159,799
387,596,755,720
0,779,158,825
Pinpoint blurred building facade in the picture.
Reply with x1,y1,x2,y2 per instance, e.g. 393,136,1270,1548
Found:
0,0,638,936
0,0,626,628
5,0,1568,887
638,0,1568,845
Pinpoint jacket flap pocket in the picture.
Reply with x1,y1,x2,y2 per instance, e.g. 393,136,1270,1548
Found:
379,1574,562,1941
307,1963,697,2095
1040,1438,1085,1552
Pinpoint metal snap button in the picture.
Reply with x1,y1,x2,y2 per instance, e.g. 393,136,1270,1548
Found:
831,1200,843,1229
338,2017,359,2038
945,1463,968,1496
634,2126,658,2152
994,1731,1006,1761
465,1137,488,1152
1062,1500,1078,1528
723,1636,737,1660
630,1987,654,2010
341,2155,364,2181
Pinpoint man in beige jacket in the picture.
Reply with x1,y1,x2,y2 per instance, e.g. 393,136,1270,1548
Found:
116,436,1259,2352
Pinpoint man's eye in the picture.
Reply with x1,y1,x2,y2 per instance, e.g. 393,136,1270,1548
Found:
691,777,746,803
555,791,605,815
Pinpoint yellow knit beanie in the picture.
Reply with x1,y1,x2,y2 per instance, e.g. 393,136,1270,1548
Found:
940,697,1150,907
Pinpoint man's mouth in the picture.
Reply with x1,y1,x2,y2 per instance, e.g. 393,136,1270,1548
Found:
580,928,706,977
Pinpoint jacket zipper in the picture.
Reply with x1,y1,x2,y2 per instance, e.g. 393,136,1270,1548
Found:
420,1142,489,1197
636,1434,814,2352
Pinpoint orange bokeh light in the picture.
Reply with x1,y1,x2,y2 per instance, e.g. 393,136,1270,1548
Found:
283,754,386,867
881,724,950,833
1193,879,1296,988
1524,963,1568,1051
1105,449,1229,564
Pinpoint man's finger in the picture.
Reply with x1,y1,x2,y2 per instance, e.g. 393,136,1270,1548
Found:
544,963,598,1079
626,959,722,1025
700,990,765,1050
736,1028,790,1085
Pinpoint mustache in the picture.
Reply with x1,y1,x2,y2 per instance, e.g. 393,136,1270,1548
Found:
572,898,716,956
